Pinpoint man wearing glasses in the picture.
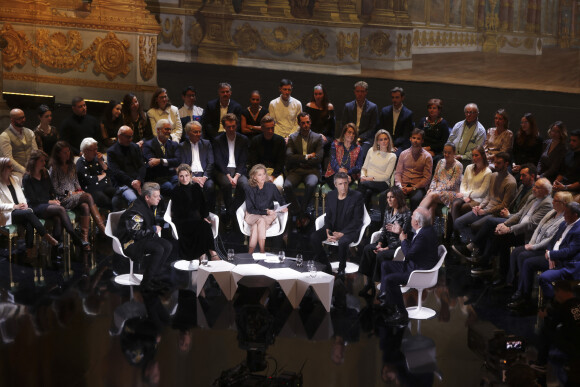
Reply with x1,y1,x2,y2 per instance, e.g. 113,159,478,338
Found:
447,103,486,168
107,126,147,208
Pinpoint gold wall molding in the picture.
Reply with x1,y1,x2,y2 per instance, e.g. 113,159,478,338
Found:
302,29,329,59
361,31,392,56
160,17,183,48
497,35,535,49
139,35,156,81
232,23,262,53
189,21,204,46
412,29,479,47
396,33,412,57
0,0,160,34
260,27,303,54
337,32,359,60
1,23,134,80
4,71,157,92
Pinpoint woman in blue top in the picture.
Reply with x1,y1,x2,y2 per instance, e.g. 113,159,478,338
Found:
243,164,287,254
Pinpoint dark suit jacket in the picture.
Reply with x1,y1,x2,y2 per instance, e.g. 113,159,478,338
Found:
106,141,147,188
180,138,214,178
213,133,249,176
548,220,580,264
379,105,414,150
142,137,181,182
201,98,243,141
341,99,378,143
248,133,286,177
285,130,323,177
324,189,364,240
400,225,439,270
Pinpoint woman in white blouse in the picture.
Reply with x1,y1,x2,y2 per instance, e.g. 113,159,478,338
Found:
357,130,397,209
147,88,183,143
449,145,492,235
0,157,58,262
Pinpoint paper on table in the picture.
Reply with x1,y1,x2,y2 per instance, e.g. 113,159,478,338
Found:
252,252,267,260
274,203,291,213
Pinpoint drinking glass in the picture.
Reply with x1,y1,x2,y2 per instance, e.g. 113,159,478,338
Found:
227,249,235,261
278,250,285,263
296,254,303,267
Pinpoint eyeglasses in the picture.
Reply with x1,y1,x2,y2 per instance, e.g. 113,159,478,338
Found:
465,111,478,115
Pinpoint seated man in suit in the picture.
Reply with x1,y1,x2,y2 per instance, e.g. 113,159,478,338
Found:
379,207,439,324
342,81,378,161
201,82,242,142
180,120,215,211
213,113,249,223
107,126,147,207
143,119,181,199
470,178,553,280
379,87,414,156
448,103,486,169
248,115,285,192
116,182,173,295
540,201,580,301
284,112,323,228
310,172,364,276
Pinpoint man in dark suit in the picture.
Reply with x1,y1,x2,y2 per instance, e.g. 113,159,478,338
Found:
248,115,286,191
341,81,378,160
200,82,243,142
142,119,181,199
107,125,147,208
539,202,580,300
310,172,364,276
284,112,323,228
59,97,101,155
180,120,215,211
378,87,414,156
213,113,249,221
379,207,439,323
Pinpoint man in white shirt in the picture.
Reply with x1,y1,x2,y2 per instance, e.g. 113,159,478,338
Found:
178,86,204,133
180,121,215,211
268,79,302,140
0,108,38,179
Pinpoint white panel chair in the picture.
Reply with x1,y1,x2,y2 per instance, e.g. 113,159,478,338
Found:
315,206,371,272
164,199,219,271
370,232,405,262
235,201,288,238
402,245,447,319
105,211,143,286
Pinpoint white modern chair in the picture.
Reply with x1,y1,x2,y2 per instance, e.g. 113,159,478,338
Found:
164,199,219,271
401,245,447,319
235,201,288,238
370,231,405,262
105,211,143,286
315,206,371,273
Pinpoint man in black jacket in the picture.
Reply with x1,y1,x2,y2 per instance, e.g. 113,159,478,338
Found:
116,182,172,294
248,115,285,191
310,172,364,275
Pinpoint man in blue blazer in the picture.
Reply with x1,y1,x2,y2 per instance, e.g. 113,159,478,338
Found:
201,82,243,142
142,119,181,199
180,120,215,211
213,113,249,221
379,207,439,323
341,81,378,160
378,87,414,156
540,202,580,300
310,172,364,276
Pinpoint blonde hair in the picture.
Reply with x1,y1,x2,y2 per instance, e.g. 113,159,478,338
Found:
373,129,393,152
249,164,267,187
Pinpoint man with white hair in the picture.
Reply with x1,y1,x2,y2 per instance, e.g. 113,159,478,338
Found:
378,206,439,324
142,119,181,198
0,108,38,178
447,103,486,167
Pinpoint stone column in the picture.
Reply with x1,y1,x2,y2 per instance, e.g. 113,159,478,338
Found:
197,0,238,65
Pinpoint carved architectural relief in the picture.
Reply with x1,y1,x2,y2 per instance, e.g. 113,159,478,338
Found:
0,23,134,80
139,35,156,81
160,17,183,48
302,29,329,59
396,33,412,57
361,32,391,56
337,32,359,60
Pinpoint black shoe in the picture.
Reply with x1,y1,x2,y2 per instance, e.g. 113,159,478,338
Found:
507,297,528,309
471,265,494,276
358,283,376,298
385,307,409,325
451,244,470,259
510,291,522,301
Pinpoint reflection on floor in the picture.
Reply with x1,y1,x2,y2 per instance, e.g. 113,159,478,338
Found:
0,217,568,386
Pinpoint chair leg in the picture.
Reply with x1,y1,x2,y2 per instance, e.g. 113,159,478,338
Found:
322,193,326,214
315,190,319,218
415,289,424,312
8,235,15,290
36,231,45,286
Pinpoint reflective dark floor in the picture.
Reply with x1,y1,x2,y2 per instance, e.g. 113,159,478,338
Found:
0,212,565,387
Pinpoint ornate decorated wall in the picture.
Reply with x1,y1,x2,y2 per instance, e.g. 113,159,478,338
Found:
0,0,160,104
151,0,579,75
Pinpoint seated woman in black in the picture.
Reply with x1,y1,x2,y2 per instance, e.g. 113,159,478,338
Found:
0,157,59,261
76,137,117,210
357,186,411,297
22,150,87,249
171,164,217,261
243,164,288,254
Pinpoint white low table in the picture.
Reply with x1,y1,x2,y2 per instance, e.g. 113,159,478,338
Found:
197,257,335,311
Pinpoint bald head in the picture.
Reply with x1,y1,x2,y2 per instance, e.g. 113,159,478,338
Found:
117,125,134,146
10,109,25,129
412,207,432,230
